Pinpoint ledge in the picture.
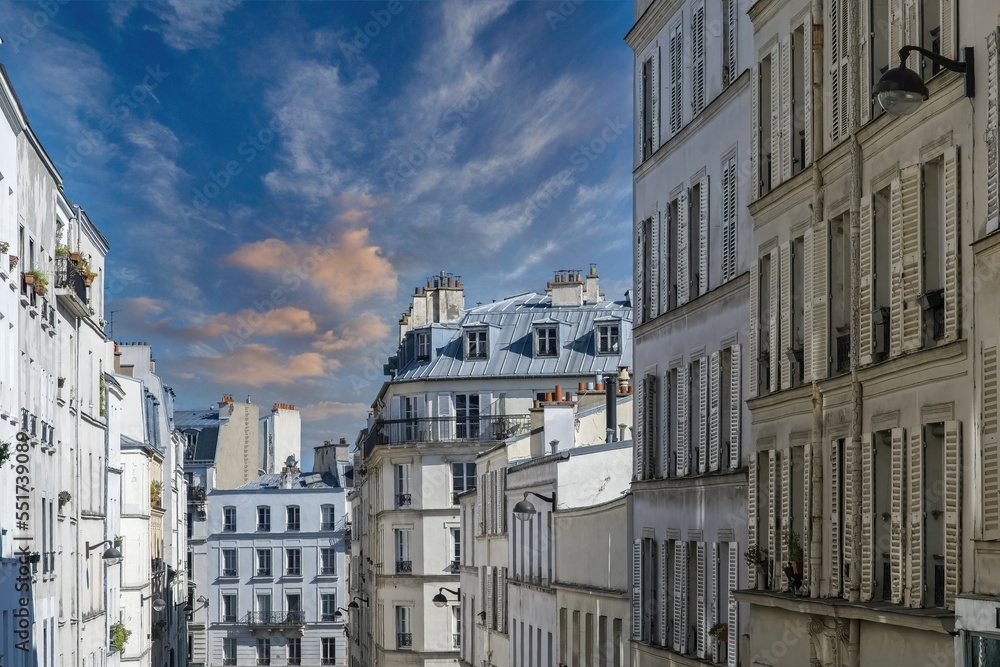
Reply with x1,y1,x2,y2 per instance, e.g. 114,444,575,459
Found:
632,467,747,491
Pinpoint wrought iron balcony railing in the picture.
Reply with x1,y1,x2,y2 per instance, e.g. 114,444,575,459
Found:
450,560,461,574
188,485,207,501
395,493,412,507
54,256,89,318
245,610,305,627
397,633,413,649
396,560,412,573
320,521,337,531
363,414,530,455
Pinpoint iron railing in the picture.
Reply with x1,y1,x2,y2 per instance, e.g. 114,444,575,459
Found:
245,610,305,626
188,485,206,501
450,560,461,574
396,560,412,574
836,334,851,374
363,414,530,455
395,493,412,507
222,568,238,577
321,521,337,531
397,633,412,648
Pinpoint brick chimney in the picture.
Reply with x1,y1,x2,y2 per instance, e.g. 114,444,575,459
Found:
399,272,465,341
547,270,585,307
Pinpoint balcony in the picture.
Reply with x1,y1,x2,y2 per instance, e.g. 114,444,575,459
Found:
362,414,530,455
221,568,238,578
397,633,412,649
223,660,236,666
396,560,412,574
453,633,461,648
320,521,336,531
54,256,90,318
450,560,461,574
188,485,207,502
245,611,305,629
395,493,412,507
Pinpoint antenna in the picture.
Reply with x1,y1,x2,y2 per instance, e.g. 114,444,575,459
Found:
107,309,120,338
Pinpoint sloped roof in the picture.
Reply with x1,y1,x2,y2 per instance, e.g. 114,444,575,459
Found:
236,471,340,490
174,409,225,429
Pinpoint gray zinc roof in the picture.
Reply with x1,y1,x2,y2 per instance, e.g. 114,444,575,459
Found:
174,408,225,429
236,471,340,490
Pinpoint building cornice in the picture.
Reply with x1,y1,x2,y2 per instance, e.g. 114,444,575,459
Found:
624,0,680,53
631,467,747,492
747,0,787,32
634,271,750,341
551,581,628,598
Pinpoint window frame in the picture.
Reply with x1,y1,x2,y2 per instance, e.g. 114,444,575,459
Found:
465,328,489,360
255,548,272,577
321,504,336,531
256,506,271,532
223,506,237,532
286,505,300,532
222,592,238,622
321,637,337,665
534,326,559,357
321,593,337,621
221,548,238,577
416,331,431,361
286,548,301,577
596,323,621,355
320,547,336,576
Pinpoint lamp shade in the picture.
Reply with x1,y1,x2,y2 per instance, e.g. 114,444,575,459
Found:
102,546,123,564
432,593,449,608
512,498,536,521
348,600,359,609
873,65,928,116
151,597,166,613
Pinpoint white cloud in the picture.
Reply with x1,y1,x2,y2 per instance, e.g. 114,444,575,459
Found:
143,0,241,51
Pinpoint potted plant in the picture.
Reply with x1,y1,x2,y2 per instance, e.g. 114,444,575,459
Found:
744,544,769,589
8,255,18,270
782,529,804,591
0,241,9,253
109,621,130,653
150,481,162,506
56,244,70,256
24,269,47,295
58,491,71,508
0,440,9,467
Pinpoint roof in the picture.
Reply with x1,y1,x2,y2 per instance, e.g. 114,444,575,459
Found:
395,292,632,381
190,426,219,462
174,409,226,429
234,471,340,490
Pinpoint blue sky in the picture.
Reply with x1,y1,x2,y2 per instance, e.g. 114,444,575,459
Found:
0,0,634,463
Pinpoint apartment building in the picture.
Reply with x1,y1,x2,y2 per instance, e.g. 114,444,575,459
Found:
348,269,631,667
627,0,754,663
737,0,996,665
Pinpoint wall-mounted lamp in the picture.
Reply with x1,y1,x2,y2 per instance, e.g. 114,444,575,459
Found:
141,594,167,612
332,607,351,621
873,46,974,116
513,491,556,522
432,587,460,608
86,540,123,565
347,596,369,610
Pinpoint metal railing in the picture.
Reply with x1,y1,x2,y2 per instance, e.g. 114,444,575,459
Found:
245,610,305,626
395,493,412,507
450,560,461,574
188,485,206,501
221,568,238,577
836,334,851,374
321,521,337,531
453,633,461,648
396,560,412,574
320,565,336,575
397,633,413,649
363,414,530,455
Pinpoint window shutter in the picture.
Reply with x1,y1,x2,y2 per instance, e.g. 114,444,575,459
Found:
677,365,689,476
779,241,792,389
652,47,661,153
709,542,719,663
770,43,782,189
724,157,738,282
859,0,871,125
673,541,688,653
802,443,812,587
709,351,721,472
391,395,403,420
632,539,643,638
939,0,955,61
984,340,1000,540
837,0,849,140
802,16,813,164
722,162,732,283
477,477,484,535
843,439,855,597
748,455,758,589
699,175,709,296
888,0,903,81
696,542,707,658
860,433,874,601
812,221,829,380
988,31,999,232
485,474,494,535
749,261,759,399
767,449,778,588
650,216,660,320
803,229,814,382
480,565,487,620
780,450,791,564
671,23,684,133
637,61,645,163
859,197,874,364
780,35,793,182
942,146,960,341
662,369,673,478
769,249,780,392
727,542,739,667
677,188,690,305
698,360,708,474
635,377,646,481
890,427,906,605
726,0,737,87
751,63,760,200
499,567,507,632
692,3,706,114
904,0,920,59
660,540,670,646
900,165,923,352
499,469,507,533
907,427,924,608
636,222,645,327
890,177,905,356
829,440,842,597
829,0,842,143
729,344,741,470
944,421,962,609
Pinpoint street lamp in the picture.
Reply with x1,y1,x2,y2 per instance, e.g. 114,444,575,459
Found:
513,491,556,522
86,540,123,565
332,607,351,621
873,45,975,116
347,596,369,610
141,594,167,612
432,587,460,608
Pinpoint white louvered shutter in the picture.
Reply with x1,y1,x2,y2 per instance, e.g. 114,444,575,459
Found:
696,542,707,658
843,439,855,596
770,43,781,189
780,35,793,182
860,433,874,601
729,344,741,469
899,165,923,352
779,242,792,389
984,340,1000,540
677,188,690,305
812,222,829,380
727,543,739,667
907,427,924,608
496,567,506,632
480,565,487,619
499,468,507,533
485,565,494,629
904,0,920,61
476,476,484,535
803,443,812,587
652,47,661,153
780,451,791,564
635,377,646,481
939,0,955,60
767,450,778,588
889,0,903,77
859,0,871,125
636,222,645,327
803,229,814,382
769,249,780,393
485,473,494,535
650,217,660,320
988,31,999,233
747,455,758,588
829,0,843,143
830,440,842,597
709,542,719,663
802,15,812,164
677,365,689,477
944,421,962,609
698,175,709,296
726,0,737,86
726,157,738,282
632,540,642,638
662,369,673,478
890,177,905,356
942,146,960,341
698,360,708,474
692,2,706,115
636,61,644,163
751,63,760,200
674,542,688,653
709,351,721,472
890,428,906,605
670,23,684,134
722,161,732,283
660,541,670,646
749,260,759,399
859,197,874,364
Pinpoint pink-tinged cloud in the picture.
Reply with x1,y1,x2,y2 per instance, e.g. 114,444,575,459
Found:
115,296,168,318
313,312,390,353
299,401,370,422
192,344,333,388
207,306,318,337
225,228,397,309
337,209,369,225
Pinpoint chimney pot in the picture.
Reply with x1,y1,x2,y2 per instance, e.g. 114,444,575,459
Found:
554,385,563,402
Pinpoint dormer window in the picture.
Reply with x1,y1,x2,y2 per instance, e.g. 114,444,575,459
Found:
466,329,489,360
535,326,558,357
597,323,621,354
416,332,431,361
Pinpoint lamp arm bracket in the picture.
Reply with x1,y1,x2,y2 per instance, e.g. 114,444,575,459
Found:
898,45,967,73
523,491,556,505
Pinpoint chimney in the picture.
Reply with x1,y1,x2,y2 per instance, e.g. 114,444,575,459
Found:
221,394,234,404
548,269,584,307
584,264,603,304
617,366,631,394
114,344,122,374
605,374,617,442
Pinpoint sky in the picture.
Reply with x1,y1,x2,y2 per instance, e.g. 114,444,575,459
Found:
0,0,635,466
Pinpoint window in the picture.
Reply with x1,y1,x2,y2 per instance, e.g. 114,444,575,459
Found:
721,155,738,283
456,393,480,439
286,593,301,614
873,431,894,601
320,547,336,575
452,462,476,503
465,329,489,360
256,506,270,532
722,0,737,86
597,323,620,354
791,25,807,174
669,20,683,133
789,236,805,387
256,638,270,666
830,215,850,374
287,638,301,666
690,177,708,297
321,638,336,665
395,463,412,507
641,56,653,161
321,505,336,531
223,638,237,666
321,593,337,621
286,548,301,576
867,0,889,122
222,593,237,622
416,332,431,361
667,197,679,309
921,156,946,344
452,605,462,648
759,52,775,195
640,539,657,642
395,529,412,573
256,548,272,577
256,593,272,616
757,253,773,393
640,215,653,321
690,359,702,472
451,528,461,571
535,326,558,357
286,506,300,531
396,606,413,649
223,506,236,532
873,186,892,361
222,549,238,577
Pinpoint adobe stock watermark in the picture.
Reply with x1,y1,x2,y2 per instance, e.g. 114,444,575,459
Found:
3,0,71,52
546,0,585,31
339,0,407,60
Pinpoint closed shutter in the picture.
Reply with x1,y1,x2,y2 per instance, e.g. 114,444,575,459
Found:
726,157,738,281
749,260,760,399
751,63,760,200
812,221,829,380
748,455,758,588
709,542,719,663
696,542,707,658
698,360,708,474
899,165,923,352
770,43,782,188
890,177,905,356
485,565,494,629
988,31,999,232
907,427,924,608
674,541,688,653
860,433,874,601
727,542,739,667
730,344,741,470
889,0,903,77
779,242,792,389
632,539,642,638
496,567,506,632
802,15,812,165
803,229,814,382
636,222,645,327
671,23,684,133
944,421,962,609
830,440,842,597
890,427,906,605
485,473,493,535
939,0,955,60
652,47,661,153
780,450,791,564
942,146,960,341
904,0,920,58
677,365,689,477
859,197,875,364
499,469,507,533
709,351,721,472
722,162,732,283
480,565,487,621
780,35,793,182
843,439,855,595
803,443,812,587
477,476,484,535
829,0,845,143
636,61,644,163
662,369,673,478
984,340,1000,540
635,377,646,481
859,0,871,125
768,450,778,588
692,3,706,115
726,0,737,87
678,188,690,305
660,540,670,646
699,175,709,296
650,216,660,320
769,249,780,393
